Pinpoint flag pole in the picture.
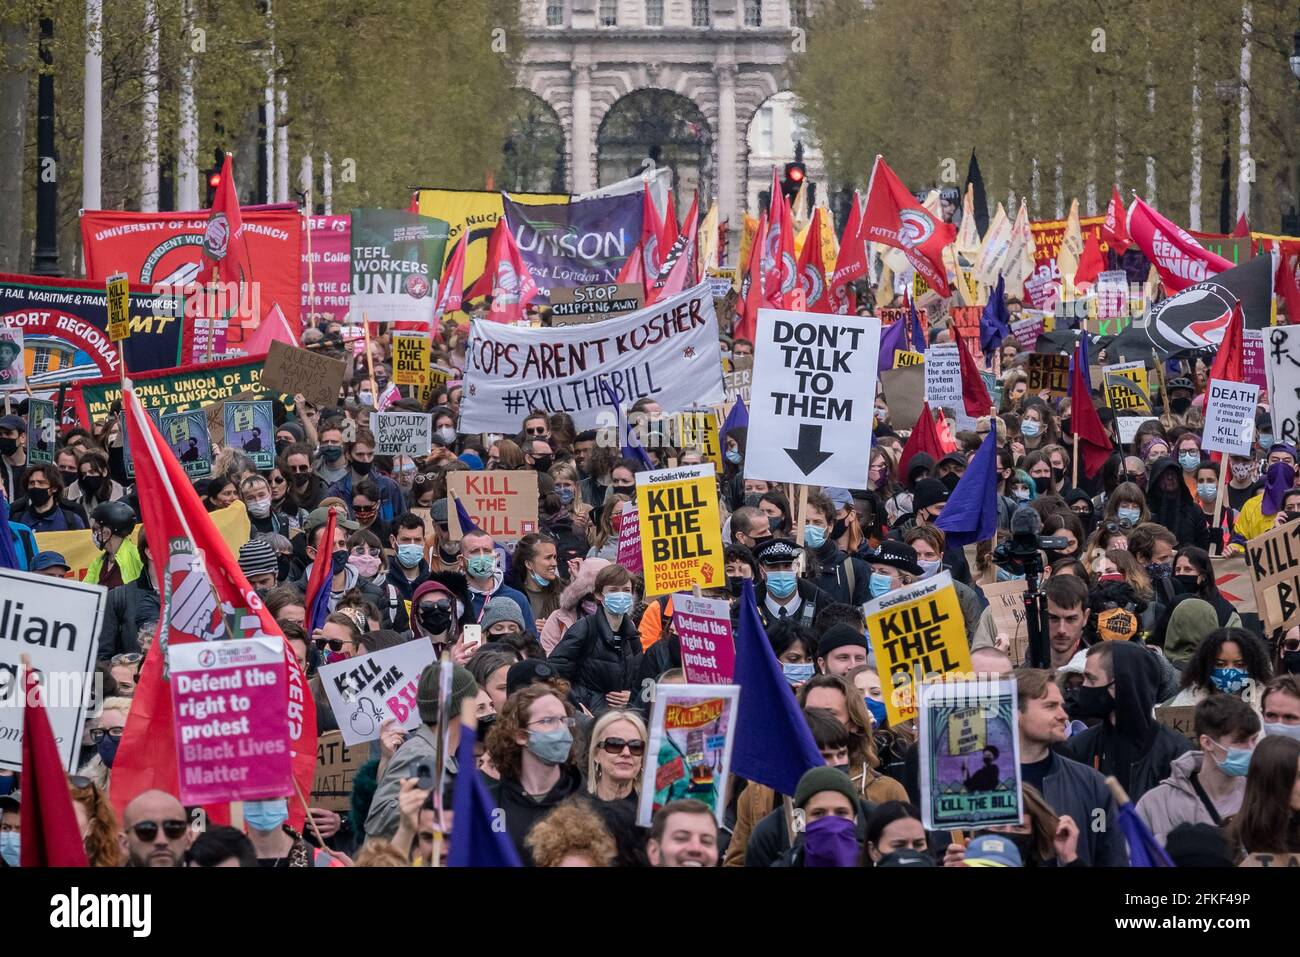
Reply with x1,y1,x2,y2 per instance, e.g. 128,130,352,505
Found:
303,201,317,330
1210,454,1229,554
1071,432,1079,489
362,312,378,398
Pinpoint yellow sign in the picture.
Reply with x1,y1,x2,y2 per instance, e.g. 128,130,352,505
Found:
947,707,987,754
865,572,972,726
1103,361,1152,414
106,272,131,343
636,464,725,597
894,350,924,368
673,410,722,470
392,332,431,386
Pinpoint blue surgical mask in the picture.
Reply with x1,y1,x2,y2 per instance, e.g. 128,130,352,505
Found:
995,566,1025,582
766,571,797,599
0,831,18,867
243,798,289,833
1196,483,1217,503
530,571,551,589
526,727,573,766
467,554,496,578
865,696,888,726
1209,740,1254,777
1021,419,1041,438
556,486,575,505
725,449,742,465
868,572,892,598
1116,506,1140,526
1210,667,1249,695
1179,451,1201,471
397,543,424,569
803,525,827,549
1260,432,1274,450
917,558,942,579
782,662,815,686
603,591,633,616
1263,722,1300,742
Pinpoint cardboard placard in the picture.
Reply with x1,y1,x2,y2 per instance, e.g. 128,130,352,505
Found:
446,469,539,542
724,361,752,405
1026,353,1070,397
1245,522,1300,633
673,593,735,684
549,282,645,323
262,339,347,409
317,640,437,746
880,363,927,431
1153,705,1198,744
1210,554,1257,615
374,411,433,457
636,464,725,597
1202,380,1259,457
636,683,739,828
981,578,1029,666
1117,416,1157,445
312,731,371,813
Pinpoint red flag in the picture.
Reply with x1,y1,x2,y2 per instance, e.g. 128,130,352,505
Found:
649,192,698,303
662,192,679,249
242,302,299,355
955,331,992,417
935,411,958,454
1207,300,1245,384
1101,185,1130,250
829,191,866,314
763,169,799,307
899,402,947,478
110,384,317,831
615,242,646,294
433,233,467,322
1127,197,1233,293
467,219,537,323
640,184,666,278
1073,230,1106,290
1275,241,1300,322
1232,213,1251,238
1070,341,1113,478
20,666,88,866
733,214,769,343
796,207,833,314
861,155,956,297
200,153,254,290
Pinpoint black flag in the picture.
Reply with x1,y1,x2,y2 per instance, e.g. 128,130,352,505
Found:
965,149,989,236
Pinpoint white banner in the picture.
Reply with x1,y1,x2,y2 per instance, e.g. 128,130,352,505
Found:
458,281,725,433
318,640,437,747
1266,327,1300,449
574,167,672,220
374,411,433,457
1202,379,1259,456
924,343,963,411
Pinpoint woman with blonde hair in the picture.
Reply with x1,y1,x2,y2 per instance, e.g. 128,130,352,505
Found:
69,776,123,867
587,493,631,560
586,709,648,808
78,696,131,793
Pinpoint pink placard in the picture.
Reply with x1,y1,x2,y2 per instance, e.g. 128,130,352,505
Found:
673,593,735,684
1243,330,1266,388
302,214,352,325
170,637,293,805
616,503,643,573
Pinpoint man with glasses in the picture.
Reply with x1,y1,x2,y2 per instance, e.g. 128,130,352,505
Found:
281,442,325,510
520,411,550,447
325,430,404,523
119,789,193,867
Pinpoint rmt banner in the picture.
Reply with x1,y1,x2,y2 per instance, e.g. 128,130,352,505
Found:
459,281,724,433
745,309,880,486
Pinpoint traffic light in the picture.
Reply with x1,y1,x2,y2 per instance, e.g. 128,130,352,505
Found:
204,149,223,206
781,161,806,204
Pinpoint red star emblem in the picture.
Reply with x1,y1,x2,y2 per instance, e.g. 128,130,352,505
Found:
682,346,696,359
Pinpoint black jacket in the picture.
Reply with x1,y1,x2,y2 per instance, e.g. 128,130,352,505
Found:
633,629,682,718
97,576,161,660
482,765,585,864
809,541,872,606
548,610,644,716
753,578,832,632
1038,750,1129,866
745,797,873,867
1145,457,1211,551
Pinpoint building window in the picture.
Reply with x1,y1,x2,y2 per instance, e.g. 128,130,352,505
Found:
32,348,49,375
759,107,773,154
788,0,808,28
600,0,618,26
744,0,762,28
645,0,663,25
692,0,710,27
546,0,564,27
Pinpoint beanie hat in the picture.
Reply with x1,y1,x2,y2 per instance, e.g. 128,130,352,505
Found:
481,596,527,634
277,421,305,443
817,624,867,660
416,663,477,725
1164,822,1233,867
238,538,278,580
794,766,860,811
913,478,950,513
506,658,560,696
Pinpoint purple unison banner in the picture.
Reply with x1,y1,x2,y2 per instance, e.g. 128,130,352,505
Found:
503,191,642,302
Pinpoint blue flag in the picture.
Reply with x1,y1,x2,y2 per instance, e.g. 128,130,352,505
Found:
933,429,998,547
599,380,655,470
448,723,522,867
731,579,824,796
1074,329,1093,396
908,296,927,353
1116,799,1174,867
453,493,477,536
721,396,749,436
878,318,906,373
979,274,1011,361
0,491,20,570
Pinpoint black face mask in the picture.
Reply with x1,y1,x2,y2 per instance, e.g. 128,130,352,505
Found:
1170,396,1192,415
1033,475,1052,495
60,469,80,487
533,456,553,472
0,438,17,457
725,575,745,598
419,603,452,635
26,486,51,508
743,493,762,508
1173,574,1200,594
611,484,635,497
830,518,847,540
1283,651,1300,675
1052,466,1066,485
275,439,291,457
1071,685,1115,720
352,460,372,476
293,472,312,488
768,515,784,534
330,549,349,575
940,472,961,492
477,712,497,733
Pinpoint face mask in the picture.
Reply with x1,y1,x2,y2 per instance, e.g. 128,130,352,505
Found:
610,484,636,497
349,554,381,578
96,734,120,768
556,486,575,505
803,526,828,549
830,518,847,540
437,427,457,444
1052,466,1066,484
0,438,17,457
1072,684,1115,720
1033,475,1052,495
1179,452,1201,471
247,499,271,518
1173,574,1200,594
319,445,344,463
419,603,453,635
940,472,961,493
325,549,348,576
782,662,815,686
60,469,79,487
26,486,50,508
603,591,633,616
1096,607,1137,642
1210,667,1248,695
352,460,373,476
1196,483,1217,503
293,473,312,488
767,571,797,599
865,697,887,726
530,571,551,589
1260,433,1274,450
725,449,742,465
1264,721,1300,741
767,515,784,534
533,456,554,473
995,566,1025,582
1284,651,1300,675
0,831,19,867
1171,397,1192,415
467,554,496,578
743,492,762,508
868,572,893,598
275,439,291,457
918,558,942,579
1146,561,1171,581
1116,507,1140,526
397,543,424,569
1012,487,1031,502
802,815,859,868
1228,462,1252,482
526,727,573,766
1021,420,1042,438
1209,740,1253,777
244,798,290,833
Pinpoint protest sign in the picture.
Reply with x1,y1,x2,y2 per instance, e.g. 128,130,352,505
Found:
670,409,722,470
918,677,1023,830
550,282,645,323
724,358,752,405
924,343,962,411
318,640,437,747
1117,416,1157,444
458,282,725,433
1266,326,1300,447
502,193,641,300
1153,705,1198,744
349,209,449,326
673,593,735,684
880,362,926,429
392,331,431,386
105,272,131,342
312,731,370,813
163,409,212,478
1095,270,1129,320
1246,522,1300,633
262,339,347,409
169,635,292,805
1243,329,1266,388
864,572,972,726
1026,353,1070,397
0,568,104,772
894,350,924,367
616,502,643,573
447,469,539,542
1211,553,1256,615
1240,853,1300,867
981,578,1029,666
0,327,24,390
1009,313,1044,352
746,308,880,485
223,400,275,469
74,354,272,426
948,305,983,359
303,214,352,325
374,411,433,457
636,683,739,828
122,406,163,481
1087,312,1132,338
636,464,725,596
877,306,927,328
1202,380,1260,456
1103,361,1152,414
26,397,57,465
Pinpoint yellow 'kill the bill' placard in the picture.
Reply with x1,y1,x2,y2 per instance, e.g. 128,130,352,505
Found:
392,331,431,386
636,463,725,597
106,273,131,342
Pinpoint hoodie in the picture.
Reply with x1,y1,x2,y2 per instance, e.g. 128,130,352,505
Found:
540,557,610,654
1144,457,1211,551
408,577,465,646
1161,598,1221,669
1135,750,1245,846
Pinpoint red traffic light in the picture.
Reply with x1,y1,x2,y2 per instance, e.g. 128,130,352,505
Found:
786,165,805,183
207,172,222,189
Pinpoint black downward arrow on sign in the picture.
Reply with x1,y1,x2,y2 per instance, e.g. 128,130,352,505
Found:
784,423,834,476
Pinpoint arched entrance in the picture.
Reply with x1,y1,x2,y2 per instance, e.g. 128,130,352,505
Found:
744,90,819,217
501,91,567,194
597,89,712,207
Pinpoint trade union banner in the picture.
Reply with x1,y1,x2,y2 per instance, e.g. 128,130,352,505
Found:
502,191,642,301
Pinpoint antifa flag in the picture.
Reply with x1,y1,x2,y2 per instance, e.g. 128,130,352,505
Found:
1109,253,1273,361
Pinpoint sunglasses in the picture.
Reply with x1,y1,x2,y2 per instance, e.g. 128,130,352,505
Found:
597,737,646,756
131,819,190,841
111,653,142,666
525,427,548,436
89,727,124,742
68,775,95,790
270,475,287,486
313,637,348,652
290,465,312,474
